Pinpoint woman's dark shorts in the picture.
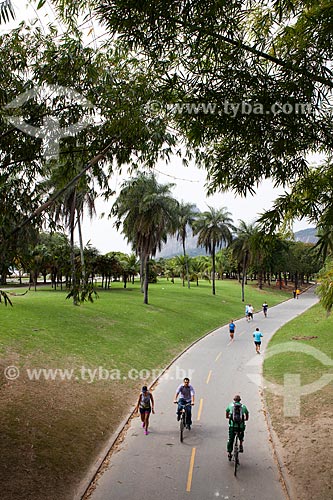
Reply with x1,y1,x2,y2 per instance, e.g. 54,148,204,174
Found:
140,407,151,414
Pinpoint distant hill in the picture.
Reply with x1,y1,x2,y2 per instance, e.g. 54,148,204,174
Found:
157,227,318,259
157,232,208,258
293,227,318,244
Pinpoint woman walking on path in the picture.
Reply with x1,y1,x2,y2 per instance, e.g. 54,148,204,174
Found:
135,386,155,435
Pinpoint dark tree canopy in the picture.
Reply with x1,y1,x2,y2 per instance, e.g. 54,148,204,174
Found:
89,0,333,195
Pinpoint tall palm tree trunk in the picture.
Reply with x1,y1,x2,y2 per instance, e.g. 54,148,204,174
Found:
258,269,263,289
144,255,149,304
70,223,77,305
70,192,78,305
212,246,216,295
183,240,190,289
77,212,86,287
140,254,145,293
241,250,249,302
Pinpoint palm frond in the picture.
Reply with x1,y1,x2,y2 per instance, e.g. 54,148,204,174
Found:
0,0,15,24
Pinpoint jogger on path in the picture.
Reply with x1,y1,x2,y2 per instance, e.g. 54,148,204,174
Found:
253,327,263,354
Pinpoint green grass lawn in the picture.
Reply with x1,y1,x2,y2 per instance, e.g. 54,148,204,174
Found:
264,303,333,386
1,278,290,370
262,303,333,499
0,278,292,499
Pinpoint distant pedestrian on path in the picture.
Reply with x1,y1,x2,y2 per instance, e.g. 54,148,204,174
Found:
245,304,249,321
253,327,263,354
248,304,254,321
229,320,236,340
296,288,301,299
293,289,297,299
135,386,155,435
262,302,268,317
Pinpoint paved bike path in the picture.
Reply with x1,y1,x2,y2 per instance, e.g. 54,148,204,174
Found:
87,288,318,500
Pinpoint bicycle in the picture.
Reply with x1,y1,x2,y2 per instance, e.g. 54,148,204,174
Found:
175,402,192,442
231,431,241,476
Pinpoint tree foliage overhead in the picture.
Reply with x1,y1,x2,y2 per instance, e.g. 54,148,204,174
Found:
0,14,180,291
86,0,333,195
2,1,333,311
0,0,15,24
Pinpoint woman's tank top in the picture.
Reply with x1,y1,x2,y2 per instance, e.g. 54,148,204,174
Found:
140,393,151,409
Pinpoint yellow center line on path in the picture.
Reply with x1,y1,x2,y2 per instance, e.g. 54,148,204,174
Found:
206,370,212,384
197,398,203,421
186,447,196,492
215,352,222,361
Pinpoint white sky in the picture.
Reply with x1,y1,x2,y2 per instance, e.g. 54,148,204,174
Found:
80,156,313,254
4,2,317,254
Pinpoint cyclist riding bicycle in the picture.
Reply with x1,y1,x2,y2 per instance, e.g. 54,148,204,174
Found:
226,394,249,460
173,377,195,430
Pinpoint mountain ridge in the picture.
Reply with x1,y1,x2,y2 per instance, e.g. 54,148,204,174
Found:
157,227,317,258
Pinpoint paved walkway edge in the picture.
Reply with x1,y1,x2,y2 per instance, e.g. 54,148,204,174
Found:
76,287,314,500
76,324,225,499
263,391,297,500
261,285,317,500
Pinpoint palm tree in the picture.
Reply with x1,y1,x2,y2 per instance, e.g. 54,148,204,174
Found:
112,173,178,304
175,254,191,286
119,253,140,287
0,1,15,24
176,202,197,288
190,257,210,286
193,206,234,295
165,258,177,283
46,161,99,304
231,221,256,301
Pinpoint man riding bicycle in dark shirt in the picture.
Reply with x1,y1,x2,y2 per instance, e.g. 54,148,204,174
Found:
173,377,195,430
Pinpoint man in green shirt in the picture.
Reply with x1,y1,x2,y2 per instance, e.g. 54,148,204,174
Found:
226,394,249,460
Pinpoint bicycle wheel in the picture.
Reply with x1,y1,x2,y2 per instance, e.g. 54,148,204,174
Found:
180,412,185,442
234,435,239,476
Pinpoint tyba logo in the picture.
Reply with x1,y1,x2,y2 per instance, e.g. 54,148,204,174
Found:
4,84,94,159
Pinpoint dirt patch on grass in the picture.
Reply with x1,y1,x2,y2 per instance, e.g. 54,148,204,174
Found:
266,386,333,500
1,349,331,500
0,356,138,500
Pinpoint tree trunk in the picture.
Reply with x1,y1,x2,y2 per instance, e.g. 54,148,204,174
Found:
140,255,145,293
70,223,77,305
212,246,216,295
143,255,149,304
77,213,86,287
258,269,263,289
183,240,190,289
279,271,282,289
241,250,249,302
241,259,247,302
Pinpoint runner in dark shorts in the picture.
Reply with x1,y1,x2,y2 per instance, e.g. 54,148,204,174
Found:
253,328,263,354
135,386,155,435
